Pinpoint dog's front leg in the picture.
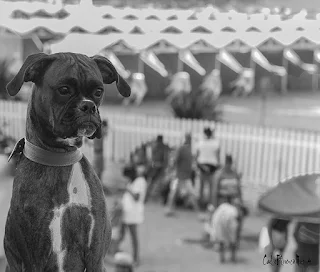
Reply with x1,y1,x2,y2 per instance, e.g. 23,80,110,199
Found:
4,247,23,272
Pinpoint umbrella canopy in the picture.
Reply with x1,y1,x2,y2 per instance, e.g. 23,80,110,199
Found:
258,173,320,222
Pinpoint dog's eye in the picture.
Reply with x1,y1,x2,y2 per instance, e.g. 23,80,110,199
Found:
94,89,103,97
58,87,71,96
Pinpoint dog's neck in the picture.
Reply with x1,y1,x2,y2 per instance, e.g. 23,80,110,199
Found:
25,95,81,153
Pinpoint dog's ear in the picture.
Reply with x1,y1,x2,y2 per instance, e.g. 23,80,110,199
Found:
91,55,131,98
6,53,56,96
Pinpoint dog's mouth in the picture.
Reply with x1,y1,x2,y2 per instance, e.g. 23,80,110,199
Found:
77,121,98,137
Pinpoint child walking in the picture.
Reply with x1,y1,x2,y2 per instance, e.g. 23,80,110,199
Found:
118,164,147,266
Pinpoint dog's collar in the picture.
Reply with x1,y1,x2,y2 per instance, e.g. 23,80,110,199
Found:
8,138,83,167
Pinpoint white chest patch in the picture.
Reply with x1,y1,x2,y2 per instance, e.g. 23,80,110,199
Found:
49,162,95,272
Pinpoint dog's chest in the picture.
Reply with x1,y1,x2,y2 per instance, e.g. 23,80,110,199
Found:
49,162,95,272
67,162,91,207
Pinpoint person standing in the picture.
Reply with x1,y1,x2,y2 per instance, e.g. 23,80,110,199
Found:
145,135,168,203
93,119,108,180
165,133,199,216
215,155,242,207
264,217,291,272
195,127,221,208
293,222,320,272
0,152,16,267
215,155,243,245
118,165,147,266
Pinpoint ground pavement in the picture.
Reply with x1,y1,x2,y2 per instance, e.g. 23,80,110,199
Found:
104,202,298,272
102,162,299,272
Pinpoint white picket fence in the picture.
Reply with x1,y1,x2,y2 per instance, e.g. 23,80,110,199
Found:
1,100,320,190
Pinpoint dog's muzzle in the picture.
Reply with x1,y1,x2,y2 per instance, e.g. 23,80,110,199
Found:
79,100,97,115
75,100,100,137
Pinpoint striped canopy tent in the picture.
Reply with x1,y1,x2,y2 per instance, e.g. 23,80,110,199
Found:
286,31,320,91
3,2,320,95
49,32,243,98
0,0,68,19
3,29,319,95
3,0,320,29
256,34,287,92
3,11,320,37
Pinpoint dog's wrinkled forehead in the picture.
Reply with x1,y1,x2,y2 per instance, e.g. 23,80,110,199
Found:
44,53,103,87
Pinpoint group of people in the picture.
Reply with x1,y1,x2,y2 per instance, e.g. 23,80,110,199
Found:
262,217,320,272
164,127,243,217
110,126,246,266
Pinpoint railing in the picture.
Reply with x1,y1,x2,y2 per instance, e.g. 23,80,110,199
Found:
1,100,320,191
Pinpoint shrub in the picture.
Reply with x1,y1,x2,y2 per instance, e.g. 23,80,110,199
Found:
169,89,223,121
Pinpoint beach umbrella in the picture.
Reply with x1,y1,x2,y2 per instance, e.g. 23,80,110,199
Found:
258,173,320,272
258,173,320,223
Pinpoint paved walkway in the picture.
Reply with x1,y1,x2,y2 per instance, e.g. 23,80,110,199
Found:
104,200,300,272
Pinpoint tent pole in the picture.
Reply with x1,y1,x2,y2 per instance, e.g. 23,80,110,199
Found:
249,48,256,93
215,51,221,71
138,54,144,74
177,51,183,72
281,49,288,94
313,50,319,92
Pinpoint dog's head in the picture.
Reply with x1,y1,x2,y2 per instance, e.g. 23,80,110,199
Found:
6,53,131,144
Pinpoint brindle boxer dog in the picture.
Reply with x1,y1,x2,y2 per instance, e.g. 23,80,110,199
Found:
4,53,131,271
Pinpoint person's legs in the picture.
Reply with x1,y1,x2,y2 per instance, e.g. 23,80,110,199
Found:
270,249,284,272
165,179,178,215
185,179,199,213
145,167,157,203
209,165,219,205
236,217,243,249
145,166,163,203
219,242,226,263
198,169,206,207
128,224,139,264
117,223,127,247
208,173,214,205
230,242,237,263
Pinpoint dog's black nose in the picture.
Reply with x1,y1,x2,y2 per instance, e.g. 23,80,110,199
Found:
79,100,97,114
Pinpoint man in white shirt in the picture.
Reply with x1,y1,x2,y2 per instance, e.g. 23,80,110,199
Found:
119,165,147,266
195,127,221,208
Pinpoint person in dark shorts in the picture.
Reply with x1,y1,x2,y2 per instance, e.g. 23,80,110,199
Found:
215,155,242,207
144,135,168,203
165,133,199,216
195,127,220,207
265,217,291,272
294,222,320,272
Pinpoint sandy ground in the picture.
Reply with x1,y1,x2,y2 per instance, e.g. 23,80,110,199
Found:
100,162,298,272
